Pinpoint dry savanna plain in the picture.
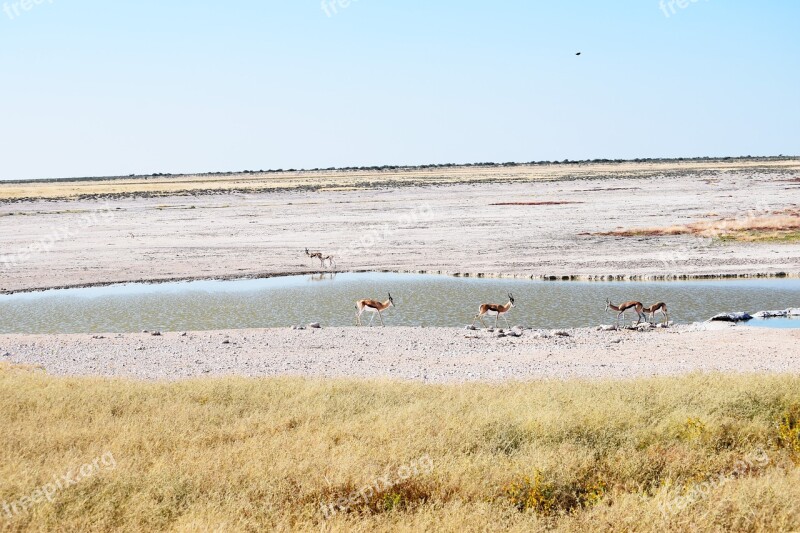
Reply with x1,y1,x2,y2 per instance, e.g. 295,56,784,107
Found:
1,158,800,531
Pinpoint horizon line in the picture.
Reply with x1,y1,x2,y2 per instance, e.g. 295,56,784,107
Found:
1,154,797,186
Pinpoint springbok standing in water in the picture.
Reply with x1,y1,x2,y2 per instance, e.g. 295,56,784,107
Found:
355,293,395,327
605,298,645,325
642,302,669,324
471,293,515,329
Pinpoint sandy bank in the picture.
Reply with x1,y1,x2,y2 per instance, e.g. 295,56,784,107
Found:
1,162,799,293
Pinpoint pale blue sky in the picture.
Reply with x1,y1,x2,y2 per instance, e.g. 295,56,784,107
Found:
1,1,798,180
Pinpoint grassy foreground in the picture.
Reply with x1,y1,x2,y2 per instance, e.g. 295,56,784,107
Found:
2,366,800,532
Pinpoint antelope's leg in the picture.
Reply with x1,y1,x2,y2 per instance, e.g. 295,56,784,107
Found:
378,311,385,327
479,315,488,328
503,314,510,328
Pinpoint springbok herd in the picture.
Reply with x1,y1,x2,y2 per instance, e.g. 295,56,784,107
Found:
305,248,670,328
352,293,669,328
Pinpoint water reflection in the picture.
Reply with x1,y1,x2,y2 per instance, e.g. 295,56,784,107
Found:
0,273,798,334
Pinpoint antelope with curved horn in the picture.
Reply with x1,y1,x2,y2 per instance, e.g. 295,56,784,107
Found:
355,293,395,327
605,298,645,325
304,247,326,269
471,293,515,329
642,302,669,324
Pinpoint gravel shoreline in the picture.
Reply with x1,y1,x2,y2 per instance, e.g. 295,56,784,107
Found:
2,324,798,382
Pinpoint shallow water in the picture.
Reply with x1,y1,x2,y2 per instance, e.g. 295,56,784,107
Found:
745,317,800,329
0,273,798,334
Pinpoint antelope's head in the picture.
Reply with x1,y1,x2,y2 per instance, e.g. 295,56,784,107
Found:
388,293,395,307
508,293,515,307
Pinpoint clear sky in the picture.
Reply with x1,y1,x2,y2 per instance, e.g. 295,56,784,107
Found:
1,1,798,181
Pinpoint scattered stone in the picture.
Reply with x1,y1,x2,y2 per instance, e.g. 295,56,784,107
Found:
308,323,322,329
1,352,10,358
656,323,669,329
596,325,617,331
506,330,522,337
495,332,506,338
753,310,788,318
141,330,149,334
91,335,105,339
292,325,306,330
150,331,162,336
709,312,752,322
222,340,230,345
552,330,570,337
513,325,525,331
610,339,622,344
180,332,188,337
788,308,800,316
464,325,477,331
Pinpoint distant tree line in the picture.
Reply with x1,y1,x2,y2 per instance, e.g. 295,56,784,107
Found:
8,155,795,185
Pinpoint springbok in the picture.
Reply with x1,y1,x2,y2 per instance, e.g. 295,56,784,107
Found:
305,248,326,269
355,293,395,327
322,254,336,270
642,302,669,324
605,298,645,325
471,293,515,329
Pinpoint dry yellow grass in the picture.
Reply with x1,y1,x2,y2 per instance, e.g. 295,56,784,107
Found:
1,159,797,201
2,365,800,531
598,210,800,243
